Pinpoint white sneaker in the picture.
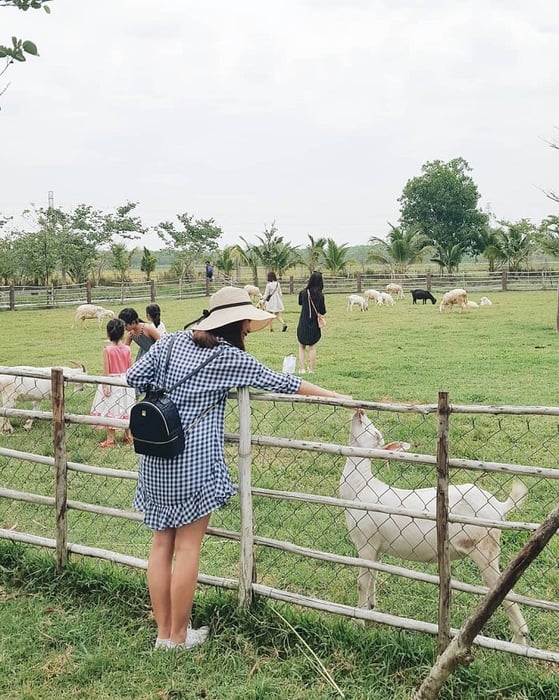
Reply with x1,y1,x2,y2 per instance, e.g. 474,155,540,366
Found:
154,637,170,650
184,625,209,649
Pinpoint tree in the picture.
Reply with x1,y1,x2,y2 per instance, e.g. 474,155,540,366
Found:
1,0,51,99
368,224,432,274
252,221,299,277
297,234,326,274
140,247,157,281
213,246,236,280
430,243,464,274
398,158,488,264
491,219,537,272
321,238,352,275
233,239,261,286
156,212,222,279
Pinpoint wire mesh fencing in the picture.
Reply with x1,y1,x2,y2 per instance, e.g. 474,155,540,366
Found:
0,368,558,659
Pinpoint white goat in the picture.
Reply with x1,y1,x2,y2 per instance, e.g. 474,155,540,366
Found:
0,364,87,433
347,294,368,312
378,291,395,307
466,300,479,308
363,289,382,304
339,409,529,645
439,288,468,313
386,283,404,300
73,304,115,329
480,296,492,306
243,285,262,305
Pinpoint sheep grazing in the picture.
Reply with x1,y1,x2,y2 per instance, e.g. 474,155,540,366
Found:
339,409,529,645
480,296,492,306
363,289,382,304
0,364,87,433
347,294,368,312
411,289,437,305
386,283,404,300
439,288,468,313
243,285,262,304
73,304,115,329
377,291,395,306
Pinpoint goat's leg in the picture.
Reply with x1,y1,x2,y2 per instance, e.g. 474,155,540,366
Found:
0,394,14,433
468,533,529,645
23,400,39,431
354,541,380,623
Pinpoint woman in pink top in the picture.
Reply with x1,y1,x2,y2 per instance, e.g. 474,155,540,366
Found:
90,318,137,447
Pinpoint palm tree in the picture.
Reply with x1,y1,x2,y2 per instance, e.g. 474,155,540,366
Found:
233,239,261,285
253,221,299,277
213,246,236,281
321,238,352,275
297,234,326,274
492,219,536,272
477,226,500,272
368,224,432,274
430,243,464,274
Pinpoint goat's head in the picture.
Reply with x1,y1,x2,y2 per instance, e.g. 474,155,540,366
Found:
350,409,410,452
65,362,87,392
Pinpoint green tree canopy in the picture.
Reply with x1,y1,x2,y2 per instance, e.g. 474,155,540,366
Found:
156,212,222,279
398,158,488,269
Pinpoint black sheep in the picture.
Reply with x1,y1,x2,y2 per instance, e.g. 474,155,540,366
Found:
411,289,437,305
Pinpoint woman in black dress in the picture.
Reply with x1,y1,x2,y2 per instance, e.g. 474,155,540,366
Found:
296,271,326,374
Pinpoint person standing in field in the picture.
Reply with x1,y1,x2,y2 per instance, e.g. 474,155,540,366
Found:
90,318,136,448
296,271,326,374
125,285,350,651
262,271,287,332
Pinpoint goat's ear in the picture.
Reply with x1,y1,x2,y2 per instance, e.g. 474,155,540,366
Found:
382,441,411,452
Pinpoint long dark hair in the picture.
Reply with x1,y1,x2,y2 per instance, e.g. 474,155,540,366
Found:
306,271,324,303
118,308,143,324
146,303,161,327
193,321,245,351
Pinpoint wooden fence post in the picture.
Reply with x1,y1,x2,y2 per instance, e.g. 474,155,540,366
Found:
436,391,451,654
426,272,432,292
237,387,255,609
51,368,68,572
356,272,362,293
501,270,508,292
150,279,156,302
86,281,92,304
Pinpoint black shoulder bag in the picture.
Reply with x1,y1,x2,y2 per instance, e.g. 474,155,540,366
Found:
129,336,225,458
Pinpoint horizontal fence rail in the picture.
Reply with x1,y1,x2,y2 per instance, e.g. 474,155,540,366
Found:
0,369,558,663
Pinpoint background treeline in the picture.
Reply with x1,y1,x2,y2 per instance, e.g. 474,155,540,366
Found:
2,157,559,287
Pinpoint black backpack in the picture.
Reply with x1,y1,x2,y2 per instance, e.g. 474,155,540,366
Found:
129,336,225,458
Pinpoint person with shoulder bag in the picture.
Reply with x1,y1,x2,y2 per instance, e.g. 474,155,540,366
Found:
126,285,349,651
262,271,288,332
296,271,326,374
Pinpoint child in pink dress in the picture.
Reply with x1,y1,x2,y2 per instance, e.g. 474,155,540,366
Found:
90,318,136,447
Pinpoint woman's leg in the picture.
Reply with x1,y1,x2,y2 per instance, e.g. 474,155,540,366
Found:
169,514,211,643
308,343,317,373
298,343,306,373
147,529,176,640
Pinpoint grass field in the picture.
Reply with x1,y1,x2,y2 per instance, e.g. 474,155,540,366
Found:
1,289,559,698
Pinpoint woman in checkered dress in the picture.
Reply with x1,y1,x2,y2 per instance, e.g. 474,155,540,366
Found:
126,286,350,651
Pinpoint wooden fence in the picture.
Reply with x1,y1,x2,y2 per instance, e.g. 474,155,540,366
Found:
0,367,558,665
2,270,559,311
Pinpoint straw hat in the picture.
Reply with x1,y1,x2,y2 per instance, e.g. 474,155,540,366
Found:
191,286,275,332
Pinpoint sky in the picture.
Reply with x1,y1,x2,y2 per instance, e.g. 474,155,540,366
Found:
2,0,559,250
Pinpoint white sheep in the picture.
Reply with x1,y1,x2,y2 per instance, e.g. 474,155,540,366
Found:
347,294,368,312
439,288,468,313
73,304,115,329
0,364,87,433
363,289,382,304
386,283,404,300
466,300,479,308
339,409,529,645
480,296,492,306
378,291,395,306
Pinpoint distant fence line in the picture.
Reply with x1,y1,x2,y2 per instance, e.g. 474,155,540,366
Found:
2,270,559,311
1,368,559,663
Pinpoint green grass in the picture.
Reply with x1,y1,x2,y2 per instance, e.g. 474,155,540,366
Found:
1,290,559,697
2,543,559,700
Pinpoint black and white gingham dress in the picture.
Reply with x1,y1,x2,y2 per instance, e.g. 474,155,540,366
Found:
126,331,302,531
